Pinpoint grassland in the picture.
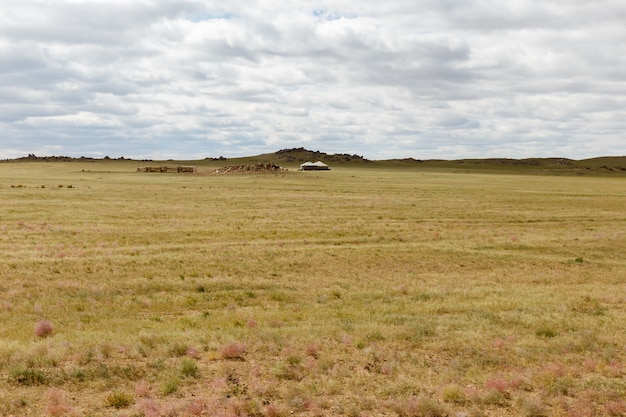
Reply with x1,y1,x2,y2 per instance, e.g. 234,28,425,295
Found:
1,160,625,416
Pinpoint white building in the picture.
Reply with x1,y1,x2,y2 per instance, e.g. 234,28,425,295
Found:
299,161,331,171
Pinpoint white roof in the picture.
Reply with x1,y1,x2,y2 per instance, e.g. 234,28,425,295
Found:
300,161,329,168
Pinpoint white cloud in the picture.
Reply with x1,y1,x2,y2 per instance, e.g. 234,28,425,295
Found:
0,0,625,159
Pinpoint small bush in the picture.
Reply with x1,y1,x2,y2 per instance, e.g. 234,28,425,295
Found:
305,344,320,359
137,398,161,417
481,389,509,406
572,296,606,316
605,400,626,416
272,362,305,381
545,376,575,396
45,388,72,417
34,320,54,338
169,342,189,357
264,403,287,417
105,391,133,409
181,358,199,378
134,380,151,398
10,367,47,386
441,384,466,404
536,326,557,338
162,375,180,396
366,330,385,342
220,342,247,360
394,397,448,417
521,396,548,417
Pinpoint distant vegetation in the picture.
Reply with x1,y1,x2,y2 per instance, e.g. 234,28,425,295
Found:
3,149,626,176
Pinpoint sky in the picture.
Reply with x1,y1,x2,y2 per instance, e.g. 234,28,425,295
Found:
1,0,625,160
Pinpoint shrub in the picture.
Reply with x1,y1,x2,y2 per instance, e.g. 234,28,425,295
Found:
485,377,518,393
34,320,54,338
263,403,287,417
366,330,385,342
305,344,320,359
220,342,247,360
105,391,133,409
162,375,180,396
137,398,161,417
481,389,509,406
169,342,189,357
572,296,606,316
272,361,305,381
181,358,199,378
10,367,47,386
45,388,72,417
134,380,151,398
521,396,548,417
536,326,557,338
605,400,626,416
441,384,466,404
394,397,448,417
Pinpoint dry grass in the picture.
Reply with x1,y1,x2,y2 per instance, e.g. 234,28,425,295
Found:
0,160,625,416
34,320,54,338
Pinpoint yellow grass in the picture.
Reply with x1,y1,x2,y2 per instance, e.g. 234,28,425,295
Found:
1,161,625,416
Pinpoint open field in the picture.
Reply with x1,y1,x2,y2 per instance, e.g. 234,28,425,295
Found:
1,161,625,416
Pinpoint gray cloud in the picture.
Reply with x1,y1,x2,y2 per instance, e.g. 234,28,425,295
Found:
1,0,625,159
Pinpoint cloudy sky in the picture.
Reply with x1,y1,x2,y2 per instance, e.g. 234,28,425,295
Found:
1,1,625,160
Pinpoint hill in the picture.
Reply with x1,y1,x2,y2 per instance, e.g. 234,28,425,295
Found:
204,149,626,176
3,149,626,176
373,156,626,176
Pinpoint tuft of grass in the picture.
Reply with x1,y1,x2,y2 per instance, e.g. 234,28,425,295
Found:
535,326,557,338
162,375,181,396
572,296,607,315
521,396,548,417
180,358,199,378
44,388,72,417
168,342,190,357
393,397,448,417
10,367,48,386
34,320,54,338
105,391,133,409
134,379,152,398
605,400,626,416
137,398,161,416
441,384,466,404
220,342,247,360
263,403,287,417
481,389,510,406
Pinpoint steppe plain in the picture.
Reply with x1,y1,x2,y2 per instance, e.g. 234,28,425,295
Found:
1,154,625,416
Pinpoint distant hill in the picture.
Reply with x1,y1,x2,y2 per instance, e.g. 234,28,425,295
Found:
194,148,371,168
4,149,626,176
274,147,370,163
374,156,626,176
